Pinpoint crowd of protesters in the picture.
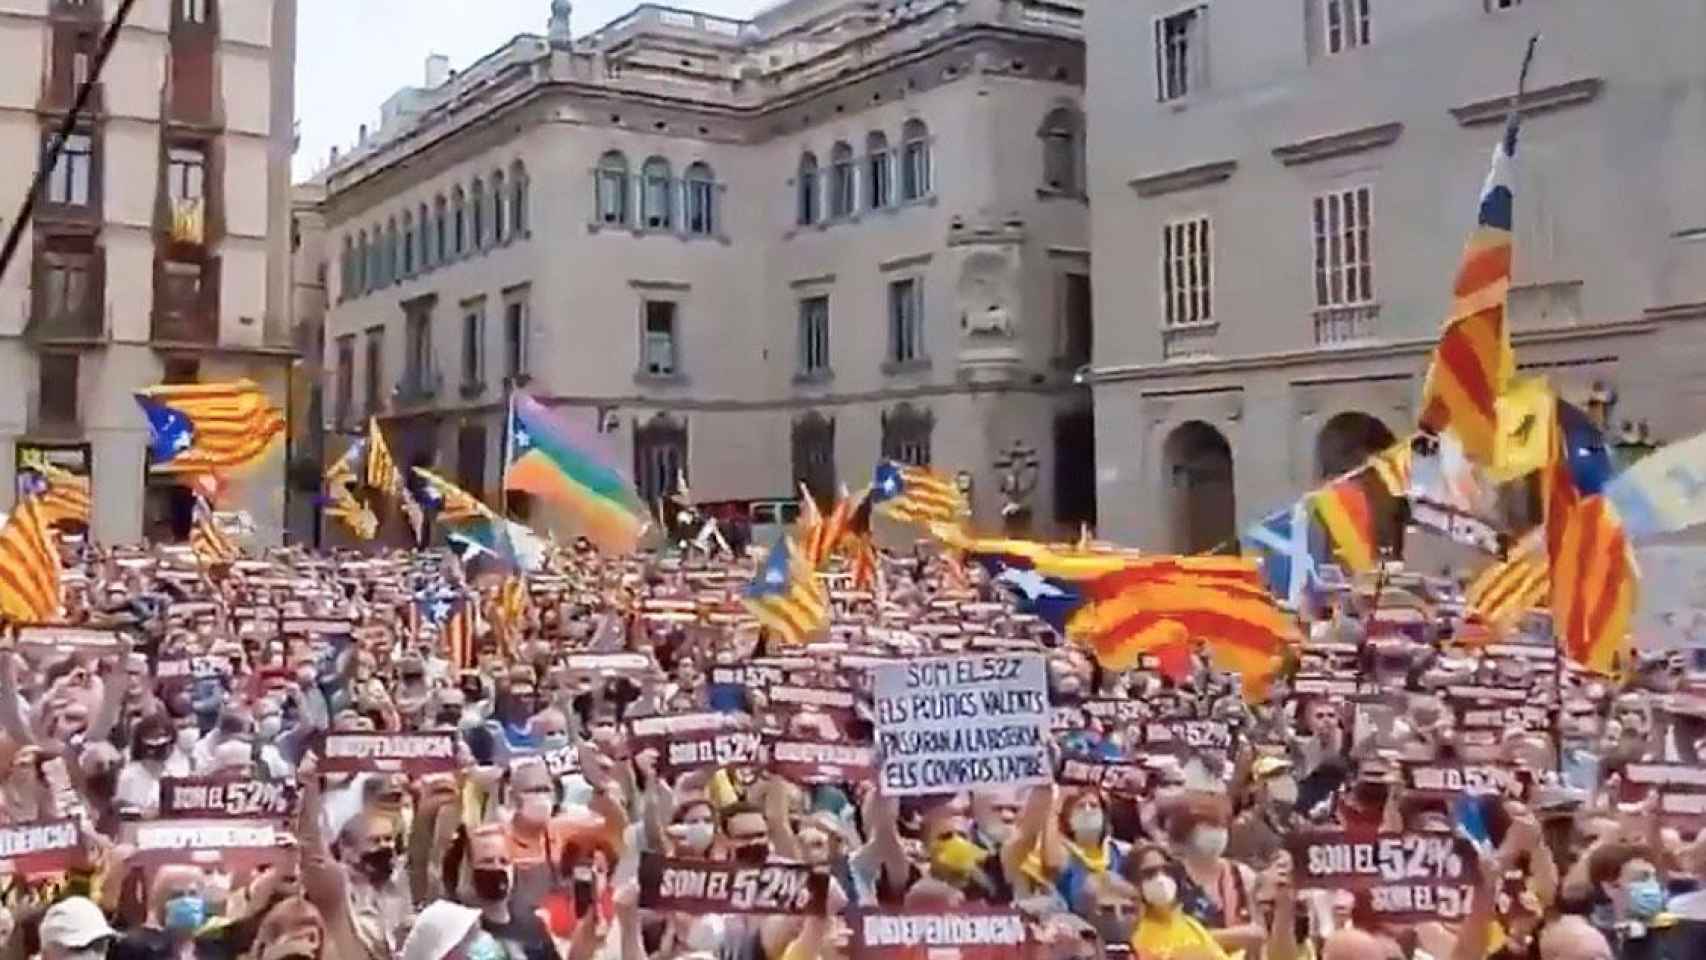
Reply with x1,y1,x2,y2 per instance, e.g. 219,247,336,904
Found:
0,536,1701,960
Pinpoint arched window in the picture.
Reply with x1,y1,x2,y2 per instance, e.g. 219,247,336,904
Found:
371,224,384,288
633,413,688,507
353,232,367,295
470,178,486,249
340,235,354,299
901,119,931,202
829,141,855,218
451,187,467,257
1040,107,1084,194
791,411,837,506
401,211,415,276
433,195,447,265
641,156,672,230
492,171,508,244
597,151,629,226
866,131,891,210
385,218,399,285
510,161,529,236
796,152,819,226
417,203,432,270
881,403,935,467
684,161,716,236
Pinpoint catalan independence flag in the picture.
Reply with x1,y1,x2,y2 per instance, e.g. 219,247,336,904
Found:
1419,114,1521,465
871,461,968,527
1466,532,1548,635
503,392,646,554
323,486,378,540
0,494,62,623
324,438,366,494
805,486,865,570
742,536,829,646
188,496,240,566
135,380,285,475
20,463,91,527
413,467,497,526
365,418,404,499
1544,399,1636,675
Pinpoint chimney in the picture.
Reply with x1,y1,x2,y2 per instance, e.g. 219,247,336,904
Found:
425,53,450,88
330,146,340,162
358,124,368,145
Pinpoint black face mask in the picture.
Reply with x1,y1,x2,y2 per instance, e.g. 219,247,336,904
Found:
135,741,171,764
359,848,396,884
461,682,484,702
436,709,462,727
472,867,512,903
733,842,769,865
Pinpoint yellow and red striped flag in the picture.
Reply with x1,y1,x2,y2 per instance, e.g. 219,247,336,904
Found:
413,467,496,525
1419,117,1521,464
1544,400,1636,675
189,496,240,566
324,487,378,540
0,495,62,623
871,461,968,527
1311,471,1380,573
742,537,829,646
135,380,285,475
1466,533,1548,636
21,463,91,527
365,418,403,498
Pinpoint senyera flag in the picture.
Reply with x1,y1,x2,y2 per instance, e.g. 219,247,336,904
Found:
503,391,646,553
135,380,284,474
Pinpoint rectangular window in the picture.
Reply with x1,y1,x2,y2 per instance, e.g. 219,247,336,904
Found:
38,354,79,427
180,0,208,24
830,159,855,218
462,309,484,386
868,150,891,210
1324,0,1371,54
1312,186,1375,307
642,300,678,376
1154,6,1205,102
364,326,384,417
46,133,92,206
72,32,94,89
335,335,355,427
887,278,923,365
503,297,528,379
598,170,628,225
166,146,205,202
405,311,432,393
41,256,89,320
798,296,830,375
1060,272,1092,367
160,260,202,321
1161,217,1212,327
900,140,930,202
685,178,715,235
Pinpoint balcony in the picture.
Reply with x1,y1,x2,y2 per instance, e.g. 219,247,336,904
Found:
1161,321,1217,360
1313,303,1381,346
395,367,442,409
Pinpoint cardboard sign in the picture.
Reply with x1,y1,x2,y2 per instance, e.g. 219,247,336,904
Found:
155,657,234,687
872,654,1050,796
564,653,654,675
1289,830,1478,925
766,737,875,783
637,853,827,915
629,712,746,739
1081,699,1146,724
320,733,458,774
1056,754,1151,797
14,626,122,657
850,911,1033,960
0,820,80,876
538,746,580,779
124,819,289,870
159,778,294,819
280,619,353,637
650,730,763,775
770,685,858,712
1142,720,1232,752
1400,764,1517,800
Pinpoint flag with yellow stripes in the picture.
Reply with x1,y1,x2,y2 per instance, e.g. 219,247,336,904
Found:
0,495,62,623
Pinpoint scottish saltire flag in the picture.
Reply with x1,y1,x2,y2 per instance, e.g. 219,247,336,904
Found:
1419,113,1521,465
135,380,285,474
1606,429,1706,540
503,392,646,554
1240,502,1315,609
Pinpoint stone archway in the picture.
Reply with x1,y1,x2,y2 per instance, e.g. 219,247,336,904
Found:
1161,420,1236,553
1316,411,1395,481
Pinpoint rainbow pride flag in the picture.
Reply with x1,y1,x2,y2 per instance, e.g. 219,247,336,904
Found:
502,391,646,553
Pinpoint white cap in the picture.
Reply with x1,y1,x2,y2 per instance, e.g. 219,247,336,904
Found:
401,900,482,960
39,897,115,948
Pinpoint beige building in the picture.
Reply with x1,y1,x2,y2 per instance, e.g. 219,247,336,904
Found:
0,0,299,543
1085,0,1706,553
311,0,1091,543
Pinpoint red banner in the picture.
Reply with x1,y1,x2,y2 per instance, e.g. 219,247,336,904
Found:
0,820,81,876
637,853,827,915
320,733,458,774
766,737,874,783
123,819,290,871
850,910,1034,960
159,777,295,819
1288,829,1478,926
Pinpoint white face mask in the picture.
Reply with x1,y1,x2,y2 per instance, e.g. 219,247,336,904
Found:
519,794,554,824
1190,826,1229,859
1068,807,1104,843
176,728,199,752
979,819,1014,846
1141,873,1178,907
675,821,715,854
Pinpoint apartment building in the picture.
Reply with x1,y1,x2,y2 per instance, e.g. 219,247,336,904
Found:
313,0,1091,542
0,0,298,543
1085,0,1706,551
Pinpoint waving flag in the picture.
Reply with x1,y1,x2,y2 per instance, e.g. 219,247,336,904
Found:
503,392,646,554
1606,429,1706,540
415,589,478,671
871,461,968,527
1419,112,1521,464
135,380,284,474
0,494,62,623
846,492,880,592
189,496,240,566
1241,502,1315,609
323,487,378,540
19,464,90,528
364,419,403,498
324,439,366,494
1544,399,1636,674
413,467,497,525
805,486,864,569
1466,532,1547,635
741,537,828,646
1311,470,1381,573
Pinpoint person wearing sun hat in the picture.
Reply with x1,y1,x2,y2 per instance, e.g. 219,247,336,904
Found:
400,900,482,960
1228,754,1301,864
39,896,116,960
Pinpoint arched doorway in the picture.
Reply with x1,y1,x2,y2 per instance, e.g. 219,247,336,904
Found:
1316,411,1395,481
1161,421,1236,553
791,411,837,507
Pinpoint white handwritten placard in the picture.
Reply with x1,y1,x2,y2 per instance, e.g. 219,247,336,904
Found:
872,653,1050,796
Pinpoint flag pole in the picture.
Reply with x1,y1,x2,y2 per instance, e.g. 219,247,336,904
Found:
501,384,515,519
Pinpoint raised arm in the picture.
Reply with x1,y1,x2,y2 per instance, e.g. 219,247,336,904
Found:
86,641,134,744
0,654,36,747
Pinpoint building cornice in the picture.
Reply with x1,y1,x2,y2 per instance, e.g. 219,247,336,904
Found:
1271,121,1403,167
1085,317,1661,385
1449,77,1603,127
1128,160,1237,198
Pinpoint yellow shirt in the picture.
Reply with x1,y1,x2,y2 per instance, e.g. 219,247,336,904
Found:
1131,907,1231,960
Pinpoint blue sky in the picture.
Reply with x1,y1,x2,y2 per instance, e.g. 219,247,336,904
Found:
293,0,769,181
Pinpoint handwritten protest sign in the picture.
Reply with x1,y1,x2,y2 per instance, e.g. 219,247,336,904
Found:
124,819,289,870
320,732,458,774
0,820,80,876
1288,830,1478,925
850,910,1033,960
637,853,827,914
766,737,875,783
873,653,1050,796
160,778,294,819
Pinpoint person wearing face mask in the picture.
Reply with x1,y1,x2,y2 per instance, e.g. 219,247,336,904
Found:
1041,788,1128,922
502,756,628,920
456,824,556,960
662,800,720,859
297,758,415,960
114,712,191,817
1167,794,1265,958
1228,756,1302,865
1123,843,1291,960
1585,845,1701,959
111,866,213,960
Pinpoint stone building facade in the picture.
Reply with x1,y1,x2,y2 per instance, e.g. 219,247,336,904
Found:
1085,0,1706,551
312,0,1092,542
0,0,299,543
